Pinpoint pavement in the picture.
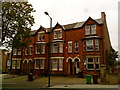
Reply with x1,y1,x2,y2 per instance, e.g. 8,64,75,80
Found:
0,74,120,90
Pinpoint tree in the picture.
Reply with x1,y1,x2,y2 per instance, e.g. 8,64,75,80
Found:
2,2,35,50
106,48,118,68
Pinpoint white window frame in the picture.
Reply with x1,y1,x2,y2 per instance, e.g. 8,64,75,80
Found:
87,58,94,70
68,41,72,53
59,58,63,71
95,39,99,51
13,49,17,55
16,61,20,69
58,30,62,39
38,33,41,41
35,45,40,54
96,57,100,70
12,60,16,69
75,42,79,52
41,44,45,54
86,40,94,51
85,25,90,35
18,49,21,55
52,43,58,53
40,60,44,69
25,48,28,55
54,31,57,39
52,59,58,71
35,59,39,69
91,25,96,34
41,33,45,40
59,43,63,53
30,47,32,55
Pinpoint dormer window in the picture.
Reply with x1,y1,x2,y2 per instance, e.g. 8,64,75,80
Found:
54,29,62,39
85,25,96,35
38,34,41,41
38,32,45,41
41,33,45,40
85,26,90,35
91,25,96,34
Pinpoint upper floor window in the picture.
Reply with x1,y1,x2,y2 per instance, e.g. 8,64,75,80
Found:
68,41,72,53
95,40,99,51
85,25,96,35
59,43,63,53
30,46,32,55
18,49,21,55
86,40,93,51
91,25,96,34
54,30,62,39
13,49,17,55
41,44,45,54
85,25,90,35
38,34,41,41
41,33,45,40
35,45,40,54
75,42,79,52
52,43,58,53
25,48,28,55
38,33,45,41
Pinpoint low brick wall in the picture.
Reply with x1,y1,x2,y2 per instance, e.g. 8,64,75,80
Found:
106,73,119,84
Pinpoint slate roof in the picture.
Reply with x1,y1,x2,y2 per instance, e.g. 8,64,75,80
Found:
30,18,103,35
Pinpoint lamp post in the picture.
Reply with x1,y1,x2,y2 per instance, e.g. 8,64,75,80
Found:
44,12,52,87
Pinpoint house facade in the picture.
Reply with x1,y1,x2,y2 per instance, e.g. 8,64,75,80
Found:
10,12,112,76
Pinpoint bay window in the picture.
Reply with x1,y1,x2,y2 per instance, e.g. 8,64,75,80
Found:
52,59,58,70
41,44,45,54
86,40,94,51
59,59,63,71
59,43,63,53
95,40,99,51
51,58,63,71
96,57,100,70
52,43,58,53
12,60,16,69
40,60,44,69
35,59,39,69
35,45,40,54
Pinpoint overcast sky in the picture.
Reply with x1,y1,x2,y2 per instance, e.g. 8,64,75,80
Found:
28,0,119,51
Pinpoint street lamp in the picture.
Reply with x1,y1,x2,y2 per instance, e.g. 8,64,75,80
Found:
44,12,52,87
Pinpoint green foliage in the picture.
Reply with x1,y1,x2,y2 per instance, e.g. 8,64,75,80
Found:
106,48,118,67
2,2,35,49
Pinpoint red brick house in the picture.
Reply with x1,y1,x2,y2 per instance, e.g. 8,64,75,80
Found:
10,12,112,76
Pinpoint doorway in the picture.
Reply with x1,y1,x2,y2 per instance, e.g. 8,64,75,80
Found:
68,59,73,75
74,59,80,75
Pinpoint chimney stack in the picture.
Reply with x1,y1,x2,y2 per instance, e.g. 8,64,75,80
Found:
101,12,106,22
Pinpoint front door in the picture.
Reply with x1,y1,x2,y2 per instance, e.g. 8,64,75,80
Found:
68,59,72,75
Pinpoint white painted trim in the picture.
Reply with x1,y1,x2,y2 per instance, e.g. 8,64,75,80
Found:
23,60,29,63
51,57,64,59
74,57,80,62
12,58,22,60
38,31,45,33
54,28,62,31
34,57,46,59
66,57,74,62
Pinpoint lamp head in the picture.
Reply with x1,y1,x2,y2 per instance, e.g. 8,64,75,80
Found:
44,12,49,15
